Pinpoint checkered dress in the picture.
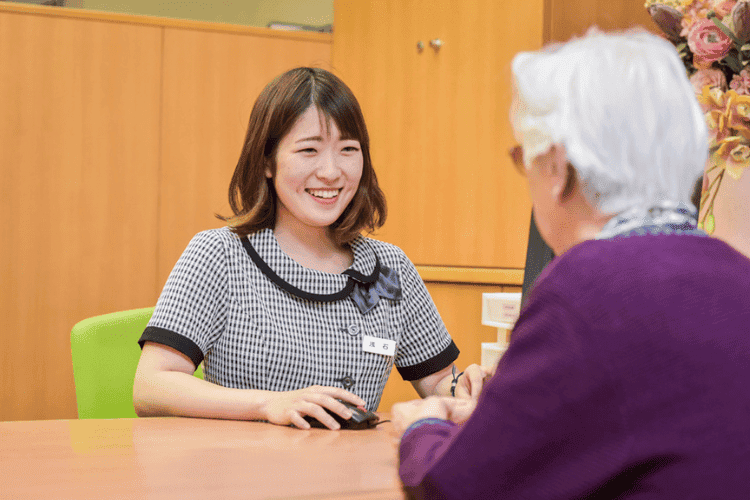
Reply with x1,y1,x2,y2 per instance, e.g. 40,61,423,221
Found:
139,227,458,411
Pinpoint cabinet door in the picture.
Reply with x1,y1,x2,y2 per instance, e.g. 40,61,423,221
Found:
546,0,659,43
333,0,544,268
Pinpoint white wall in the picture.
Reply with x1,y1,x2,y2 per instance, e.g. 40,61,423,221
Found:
66,0,333,27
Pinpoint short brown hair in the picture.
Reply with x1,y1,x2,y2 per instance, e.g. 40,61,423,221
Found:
217,67,386,245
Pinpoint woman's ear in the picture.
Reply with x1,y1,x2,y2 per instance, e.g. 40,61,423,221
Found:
264,158,273,179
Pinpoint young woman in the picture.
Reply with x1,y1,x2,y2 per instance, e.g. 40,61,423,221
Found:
134,67,487,430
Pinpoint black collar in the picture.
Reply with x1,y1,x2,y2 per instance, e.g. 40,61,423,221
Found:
241,237,380,302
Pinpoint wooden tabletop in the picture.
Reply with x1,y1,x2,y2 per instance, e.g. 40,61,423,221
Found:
0,417,406,500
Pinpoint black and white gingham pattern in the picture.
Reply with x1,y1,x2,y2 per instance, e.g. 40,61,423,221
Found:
145,227,453,411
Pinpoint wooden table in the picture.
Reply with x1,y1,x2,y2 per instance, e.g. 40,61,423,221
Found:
0,417,406,499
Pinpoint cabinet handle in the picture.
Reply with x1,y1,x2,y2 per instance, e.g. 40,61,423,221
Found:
417,41,424,52
429,39,443,51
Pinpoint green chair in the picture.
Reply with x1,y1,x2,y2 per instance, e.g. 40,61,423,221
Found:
70,307,204,419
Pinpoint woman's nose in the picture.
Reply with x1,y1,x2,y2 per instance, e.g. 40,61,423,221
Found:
315,153,340,179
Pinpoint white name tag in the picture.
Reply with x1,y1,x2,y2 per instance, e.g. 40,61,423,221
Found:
362,335,396,357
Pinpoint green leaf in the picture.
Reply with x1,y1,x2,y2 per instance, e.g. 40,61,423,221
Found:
676,43,687,52
705,213,716,234
724,53,743,73
742,44,750,51
725,16,738,35
700,189,710,205
711,16,744,48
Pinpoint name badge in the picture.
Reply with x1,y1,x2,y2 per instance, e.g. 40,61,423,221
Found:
362,335,396,357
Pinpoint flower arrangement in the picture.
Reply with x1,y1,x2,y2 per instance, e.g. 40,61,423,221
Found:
647,0,750,234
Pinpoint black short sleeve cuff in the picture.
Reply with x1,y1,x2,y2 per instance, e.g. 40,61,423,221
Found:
138,326,205,368
397,340,460,381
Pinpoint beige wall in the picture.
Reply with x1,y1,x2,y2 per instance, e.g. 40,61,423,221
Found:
65,0,333,27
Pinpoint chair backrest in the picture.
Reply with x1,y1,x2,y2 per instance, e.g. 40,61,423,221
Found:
70,307,204,419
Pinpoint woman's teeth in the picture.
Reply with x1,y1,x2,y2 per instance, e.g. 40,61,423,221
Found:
307,189,340,199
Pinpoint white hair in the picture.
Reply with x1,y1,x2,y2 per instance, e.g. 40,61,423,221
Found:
511,30,708,214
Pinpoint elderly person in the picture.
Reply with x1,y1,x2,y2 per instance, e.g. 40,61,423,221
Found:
393,30,750,499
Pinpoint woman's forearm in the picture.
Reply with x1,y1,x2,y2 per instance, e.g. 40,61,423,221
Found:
133,369,273,421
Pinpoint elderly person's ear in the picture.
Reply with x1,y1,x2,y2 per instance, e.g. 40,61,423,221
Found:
546,144,576,202
549,144,568,172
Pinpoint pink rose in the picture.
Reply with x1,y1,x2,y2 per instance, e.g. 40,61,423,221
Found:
713,0,738,18
690,68,728,94
688,19,734,67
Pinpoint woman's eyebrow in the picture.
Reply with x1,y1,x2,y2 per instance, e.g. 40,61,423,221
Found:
295,135,324,143
295,135,359,143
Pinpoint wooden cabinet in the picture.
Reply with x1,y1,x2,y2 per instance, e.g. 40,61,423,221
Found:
545,0,659,43
378,282,521,411
0,4,331,421
333,0,543,269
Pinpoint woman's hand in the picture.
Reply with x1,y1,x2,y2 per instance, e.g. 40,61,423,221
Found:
453,364,494,400
260,386,367,430
392,396,477,435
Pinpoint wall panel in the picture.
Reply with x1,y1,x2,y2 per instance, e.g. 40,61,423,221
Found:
157,28,332,286
0,9,162,420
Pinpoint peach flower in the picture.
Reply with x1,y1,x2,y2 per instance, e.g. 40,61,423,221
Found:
688,18,734,68
726,90,750,139
690,68,728,94
696,84,731,113
706,112,732,146
715,135,750,179
713,0,738,18
698,86,733,146
680,1,714,36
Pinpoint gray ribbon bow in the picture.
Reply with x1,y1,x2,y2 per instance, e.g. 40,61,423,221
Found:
350,264,402,314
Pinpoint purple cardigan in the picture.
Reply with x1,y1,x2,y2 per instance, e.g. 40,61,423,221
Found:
399,232,750,499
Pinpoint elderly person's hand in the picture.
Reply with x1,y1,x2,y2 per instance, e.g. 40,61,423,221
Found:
453,364,494,400
392,396,477,435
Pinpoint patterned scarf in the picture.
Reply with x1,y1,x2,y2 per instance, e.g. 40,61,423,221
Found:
595,201,706,240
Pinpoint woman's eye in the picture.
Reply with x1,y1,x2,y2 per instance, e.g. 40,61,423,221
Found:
299,148,317,153
343,146,360,152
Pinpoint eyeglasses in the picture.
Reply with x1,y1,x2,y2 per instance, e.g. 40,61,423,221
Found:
508,144,526,176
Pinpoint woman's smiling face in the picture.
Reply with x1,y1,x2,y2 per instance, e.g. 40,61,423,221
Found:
268,105,364,233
